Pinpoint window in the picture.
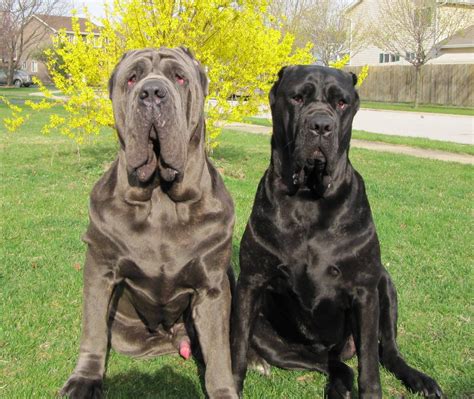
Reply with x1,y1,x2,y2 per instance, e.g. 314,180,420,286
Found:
85,35,101,48
21,61,27,70
31,61,38,73
379,53,400,64
406,52,415,61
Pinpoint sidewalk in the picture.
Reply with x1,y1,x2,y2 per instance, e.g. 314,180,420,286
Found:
353,109,474,145
222,122,474,165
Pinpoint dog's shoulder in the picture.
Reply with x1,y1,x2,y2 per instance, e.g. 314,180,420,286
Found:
205,157,234,214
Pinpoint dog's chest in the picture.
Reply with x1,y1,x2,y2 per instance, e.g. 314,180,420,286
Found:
88,197,229,282
274,204,380,286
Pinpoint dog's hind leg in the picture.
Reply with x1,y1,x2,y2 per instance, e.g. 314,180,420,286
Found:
108,287,187,359
109,313,180,358
251,315,354,399
378,270,443,398
250,314,329,373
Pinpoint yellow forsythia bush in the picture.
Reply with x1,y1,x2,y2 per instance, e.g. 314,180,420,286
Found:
4,0,314,148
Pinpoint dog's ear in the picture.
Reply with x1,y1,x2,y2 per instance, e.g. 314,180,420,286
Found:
196,63,209,97
269,66,288,106
180,46,209,97
179,46,194,59
350,72,358,86
108,51,132,100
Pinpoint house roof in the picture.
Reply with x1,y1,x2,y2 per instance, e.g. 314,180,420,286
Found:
443,0,474,5
441,25,474,48
344,0,362,13
33,14,101,35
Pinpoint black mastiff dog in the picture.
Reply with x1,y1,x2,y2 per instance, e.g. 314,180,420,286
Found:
60,47,237,399
231,65,443,398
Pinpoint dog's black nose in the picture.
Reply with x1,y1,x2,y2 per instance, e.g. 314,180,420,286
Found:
308,114,334,136
139,79,167,104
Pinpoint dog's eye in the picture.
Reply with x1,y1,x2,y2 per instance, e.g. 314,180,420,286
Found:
128,75,137,87
292,95,303,104
175,73,186,85
337,100,347,110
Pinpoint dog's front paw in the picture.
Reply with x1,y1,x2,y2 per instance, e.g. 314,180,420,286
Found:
248,353,271,377
403,371,443,398
325,381,351,399
208,387,239,399
59,374,103,399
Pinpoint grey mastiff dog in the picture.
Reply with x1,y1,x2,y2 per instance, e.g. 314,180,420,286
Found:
231,65,443,398
60,47,237,399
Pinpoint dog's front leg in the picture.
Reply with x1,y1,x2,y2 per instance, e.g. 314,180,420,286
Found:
230,275,264,395
193,275,238,399
60,250,116,399
353,287,382,399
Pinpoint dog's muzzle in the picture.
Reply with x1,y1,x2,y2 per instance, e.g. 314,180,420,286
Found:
290,112,339,194
125,78,186,184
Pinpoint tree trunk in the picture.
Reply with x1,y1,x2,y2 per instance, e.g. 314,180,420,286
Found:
7,55,15,86
414,64,421,108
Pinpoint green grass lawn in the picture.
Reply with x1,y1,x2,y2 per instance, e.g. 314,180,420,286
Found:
1,106,473,398
360,101,474,116
0,86,43,102
353,130,474,156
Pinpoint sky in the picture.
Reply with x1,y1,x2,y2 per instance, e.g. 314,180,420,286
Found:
71,0,107,19
71,0,355,20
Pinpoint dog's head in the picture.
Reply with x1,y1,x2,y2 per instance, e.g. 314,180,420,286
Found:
269,65,359,195
108,47,209,185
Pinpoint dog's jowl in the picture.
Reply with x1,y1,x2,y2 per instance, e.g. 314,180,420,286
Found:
231,65,443,398
60,48,237,399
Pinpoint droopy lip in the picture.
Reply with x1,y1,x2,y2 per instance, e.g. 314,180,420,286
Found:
306,147,327,167
312,147,326,162
134,141,158,183
129,124,180,184
291,147,328,190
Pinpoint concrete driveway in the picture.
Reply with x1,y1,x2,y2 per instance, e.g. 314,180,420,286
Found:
353,109,474,145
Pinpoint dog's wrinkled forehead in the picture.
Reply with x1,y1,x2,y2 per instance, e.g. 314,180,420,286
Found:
108,47,207,99
271,65,357,105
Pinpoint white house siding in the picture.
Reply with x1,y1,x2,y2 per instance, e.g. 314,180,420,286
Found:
346,0,385,66
350,45,412,66
431,49,474,63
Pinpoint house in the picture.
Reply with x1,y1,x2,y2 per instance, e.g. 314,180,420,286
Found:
435,24,474,63
345,0,474,66
14,14,101,83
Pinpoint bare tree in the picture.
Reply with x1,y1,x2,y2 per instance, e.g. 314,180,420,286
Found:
268,0,368,65
301,0,360,65
372,0,473,107
0,0,69,86
267,0,313,48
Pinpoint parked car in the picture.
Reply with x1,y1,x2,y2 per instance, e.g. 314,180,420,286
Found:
0,69,33,87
